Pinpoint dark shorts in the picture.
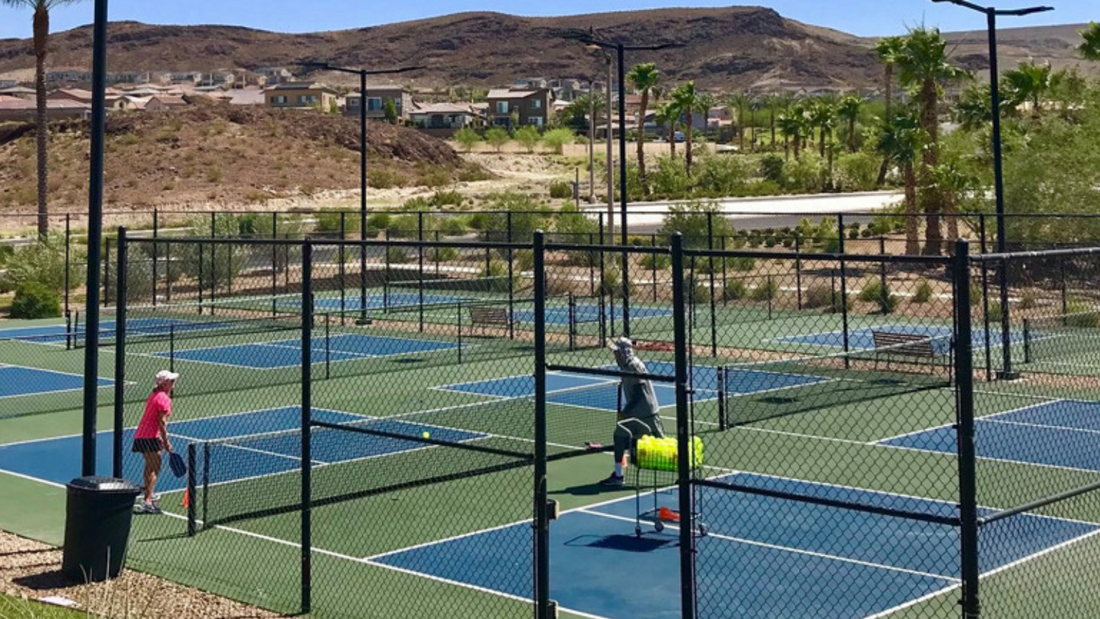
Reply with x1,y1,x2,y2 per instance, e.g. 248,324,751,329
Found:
131,438,161,454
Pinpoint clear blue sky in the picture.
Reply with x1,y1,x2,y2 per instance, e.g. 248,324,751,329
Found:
0,0,1091,41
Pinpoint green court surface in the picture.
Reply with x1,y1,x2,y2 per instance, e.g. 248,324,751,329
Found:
3,309,1100,619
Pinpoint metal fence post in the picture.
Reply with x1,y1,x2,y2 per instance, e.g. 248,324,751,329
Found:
671,233,697,619
533,231,551,619
418,212,425,333
954,240,981,619
64,214,71,318
838,214,850,366
112,227,128,479
300,238,313,615
707,214,717,357
103,237,111,307
152,208,159,306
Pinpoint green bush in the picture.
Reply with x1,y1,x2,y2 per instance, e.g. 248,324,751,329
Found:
431,190,464,208
760,154,786,185
723,280,748,301
913,279,934,304
639,253,671,271
750,277,779,301
650,156,691,198
11,282,61,319
658,201,736,250
695,154,753,196
693,282,711,304
315,210,360,235
485,127,510,152
1019,290,1039,310
428,247,460,263
453,127,482,152
785,154,825,193
481,260,514,292
835,152,880,192
542,128,576,155
859,280,886,303
0,245,15,266
514,126,541,153
1,237,79,294
386,247,411,264
366,213,391,238
549,181,574,200
439,217,469,236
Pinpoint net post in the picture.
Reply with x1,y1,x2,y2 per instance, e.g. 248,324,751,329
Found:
533,230,551,619
670,232,697,619
300,238,313,615
169,325,175,374
186,442,197,537
998,254,1015,380
202,443,210,529
953,239,981,619
707,217,717,358
1059,259,1068,321
1023,318,1032,364
980,259,992,380
456,301,463,364
589,233,596,297
879,236,887,309
339,215,347,323
325,315,331,380
273,213,280,318
795,236,803,310
717,366,727,431
720,234,727,306
508,219,516,340
568,292,576,351
112,227,128,479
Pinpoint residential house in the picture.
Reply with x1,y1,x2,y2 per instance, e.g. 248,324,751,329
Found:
255,67,294,84
550,79,585,102
345,86,413,122
170,72,204,85
0,86,35,99
48,88,94,104
202,71,237,88
145,95,188,112
266,82,339,110
513,78,548,90
222,87,266,106
485,88,553,130
0,80,16,88
0,97,90,122
409,102,484,136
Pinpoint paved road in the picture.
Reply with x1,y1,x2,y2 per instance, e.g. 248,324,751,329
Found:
581,190,904,233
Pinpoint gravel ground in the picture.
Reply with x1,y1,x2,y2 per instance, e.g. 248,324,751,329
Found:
0,529,280,619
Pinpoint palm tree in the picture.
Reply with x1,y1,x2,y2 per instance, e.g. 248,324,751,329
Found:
808,96,838,158
896,27,967,255
1079,22,1100,60
654,101,680,158
837,94,864,152
671,82,703,175
3,0,82,239
1003,61,1053,117
627,63,660,196
776,104,806,161
874,36,905,186
876,109,924,254
728,93,750,150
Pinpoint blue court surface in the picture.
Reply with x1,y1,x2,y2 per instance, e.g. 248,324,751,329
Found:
152,333,461,369
438,361,828,412
367,472,1097,619
880,399,1100,473
305,292,468,311
0,406,488,491
777,324,1029,353
0,365,113,399
0,323,73,344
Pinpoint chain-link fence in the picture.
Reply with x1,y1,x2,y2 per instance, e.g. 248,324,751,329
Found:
76,229,1100,619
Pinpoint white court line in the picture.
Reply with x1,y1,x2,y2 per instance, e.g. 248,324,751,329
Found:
873,398,1067,444
987,417,1100,437
579,508,959,583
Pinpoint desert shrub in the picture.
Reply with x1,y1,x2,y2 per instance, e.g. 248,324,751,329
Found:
1065,299,1100,327
913,279,934,304
803,284,833,309
431,189,464,208
542,128,575,155
750,277,779,301
549,181,574,200
723,280,748,301
835,152,879,192
514,126,541,153
10,282,61,319
657,201,736,250
368,167,403,189
428,246,460,263
386,247,411,264
0,237,78,293
639,253,671,271
485,127,510,152
453,127,481,152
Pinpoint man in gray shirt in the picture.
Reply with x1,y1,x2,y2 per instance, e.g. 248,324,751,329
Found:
601,337,664,487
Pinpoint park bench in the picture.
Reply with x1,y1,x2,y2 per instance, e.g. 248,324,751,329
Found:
871,330,952,376
468,306,511,335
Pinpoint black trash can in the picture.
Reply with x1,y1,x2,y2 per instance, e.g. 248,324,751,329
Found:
62,476,142,582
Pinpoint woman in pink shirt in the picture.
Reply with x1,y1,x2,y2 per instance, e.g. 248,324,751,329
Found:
132,370,178,514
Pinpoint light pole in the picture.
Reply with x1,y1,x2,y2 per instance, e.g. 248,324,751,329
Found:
302,62,423,323
568,31,679,338
931,0,1052,380
84,0,109,477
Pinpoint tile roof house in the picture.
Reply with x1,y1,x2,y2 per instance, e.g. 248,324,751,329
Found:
409,102,485,133
0,97,90,122
345,85,413,122
486,88,553,130
0,85,35,99
266,82,339,110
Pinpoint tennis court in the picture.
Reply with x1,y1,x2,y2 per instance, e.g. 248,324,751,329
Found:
880,399,1100,473
0,364,113,399
775,324,1028,352
148,333,462,369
